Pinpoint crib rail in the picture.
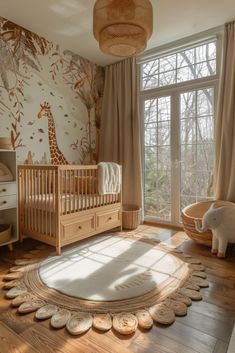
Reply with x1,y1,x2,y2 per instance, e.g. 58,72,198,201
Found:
58,165,121,215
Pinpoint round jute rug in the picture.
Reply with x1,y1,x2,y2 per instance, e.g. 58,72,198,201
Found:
3,234,209,336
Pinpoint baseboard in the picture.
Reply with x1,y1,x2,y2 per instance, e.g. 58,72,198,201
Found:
144,220,183,231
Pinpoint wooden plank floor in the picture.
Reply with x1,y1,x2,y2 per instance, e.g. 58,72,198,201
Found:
0,225,234,353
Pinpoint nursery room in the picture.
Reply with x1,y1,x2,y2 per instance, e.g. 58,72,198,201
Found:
0,0,235,352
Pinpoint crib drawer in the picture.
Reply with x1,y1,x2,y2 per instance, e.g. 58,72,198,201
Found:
0,183,16,196
61,214,95,241
96,208,121,230
0,194,17,210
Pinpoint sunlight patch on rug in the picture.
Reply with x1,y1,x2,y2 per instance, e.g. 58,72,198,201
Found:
39,235,188,301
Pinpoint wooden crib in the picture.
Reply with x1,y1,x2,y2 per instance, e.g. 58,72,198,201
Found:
18,165,122,255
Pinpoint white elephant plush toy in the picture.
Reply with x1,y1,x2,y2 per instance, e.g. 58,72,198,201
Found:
194,203,235,258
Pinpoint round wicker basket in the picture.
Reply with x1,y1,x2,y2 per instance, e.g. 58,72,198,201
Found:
0,224,12,244
0,137,12,150
122,205,141,230
181,200,234,247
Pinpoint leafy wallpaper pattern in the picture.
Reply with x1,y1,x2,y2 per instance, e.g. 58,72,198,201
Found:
0,16,104,164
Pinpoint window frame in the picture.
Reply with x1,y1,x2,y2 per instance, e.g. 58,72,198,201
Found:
139,31,223,227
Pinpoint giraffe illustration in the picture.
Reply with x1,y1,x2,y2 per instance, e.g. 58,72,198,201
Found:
38,102,69,165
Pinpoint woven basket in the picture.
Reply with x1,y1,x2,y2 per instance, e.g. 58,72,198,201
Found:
122,205,141,230
0,224,12,244
0,137,12,150
181,200,234,247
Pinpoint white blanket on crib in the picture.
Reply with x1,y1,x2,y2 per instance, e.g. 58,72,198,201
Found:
98,162,121,195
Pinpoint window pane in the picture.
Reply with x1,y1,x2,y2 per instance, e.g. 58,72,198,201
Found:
197,89,214,116
158,122,170,146
159,55,176,72
142,60,159,77
196,42,216,62
197,117,214,142
144,96,171,221
196,172,213,197
144,99,157,123
181,171,197,199
141,40,217,90
197,143,214,171
158,96,171,121
145,123,158,146
181,195,197,211
181,91,196,119
158,147,171,170
159,71,176,86
196,60,216,78
181,119,196,144
142,75,158,90
177,65,195,82
180,88,215,211
181,144,197,171
177,48,195,68
145,147,158,170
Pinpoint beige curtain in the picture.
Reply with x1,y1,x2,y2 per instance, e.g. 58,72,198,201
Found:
214,21,235,201
99,57,142,208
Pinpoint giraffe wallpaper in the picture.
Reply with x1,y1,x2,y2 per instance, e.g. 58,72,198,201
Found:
0,15,104,165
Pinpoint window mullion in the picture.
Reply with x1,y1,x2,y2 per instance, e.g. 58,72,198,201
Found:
171,93,181,224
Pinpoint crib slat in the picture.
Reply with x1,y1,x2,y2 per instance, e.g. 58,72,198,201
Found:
69,169,71,214
92,169,94,208
52,169,55,235
73,170,75,212
42,169,44,234
45,169,48,236
81,169,84,211
85,169,87,210
55,167,60,254
65,169,67,214
27,169,30,230
77,169,79,212
49,170,52,237
32,168,34,233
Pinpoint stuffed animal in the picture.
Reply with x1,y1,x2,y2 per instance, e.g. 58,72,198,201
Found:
194,203,235,258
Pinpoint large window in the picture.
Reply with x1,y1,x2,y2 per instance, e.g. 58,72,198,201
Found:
141,39,219,224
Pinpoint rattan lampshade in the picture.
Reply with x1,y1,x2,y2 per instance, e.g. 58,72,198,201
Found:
93,0,153,57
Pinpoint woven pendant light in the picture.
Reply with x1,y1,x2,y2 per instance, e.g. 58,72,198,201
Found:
93,0,153,57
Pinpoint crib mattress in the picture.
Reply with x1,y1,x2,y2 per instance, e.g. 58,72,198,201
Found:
26,194,108,213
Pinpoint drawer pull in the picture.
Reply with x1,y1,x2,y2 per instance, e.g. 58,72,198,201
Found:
1,189,6,192
78,226,82,230
108,217,112,220
2,201,7,204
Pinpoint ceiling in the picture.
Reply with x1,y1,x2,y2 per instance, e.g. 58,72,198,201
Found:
0,0,235,66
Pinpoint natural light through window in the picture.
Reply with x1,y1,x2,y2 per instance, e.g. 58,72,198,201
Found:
141,39,219,224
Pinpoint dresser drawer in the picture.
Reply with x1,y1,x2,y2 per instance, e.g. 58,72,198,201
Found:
0,183,16,196
0,194,17,210
96,208,121,230
61,214,95,241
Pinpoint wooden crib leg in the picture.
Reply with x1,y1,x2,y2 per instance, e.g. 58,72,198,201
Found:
8,243,13,251
19,232,23,243
56,246,61,256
